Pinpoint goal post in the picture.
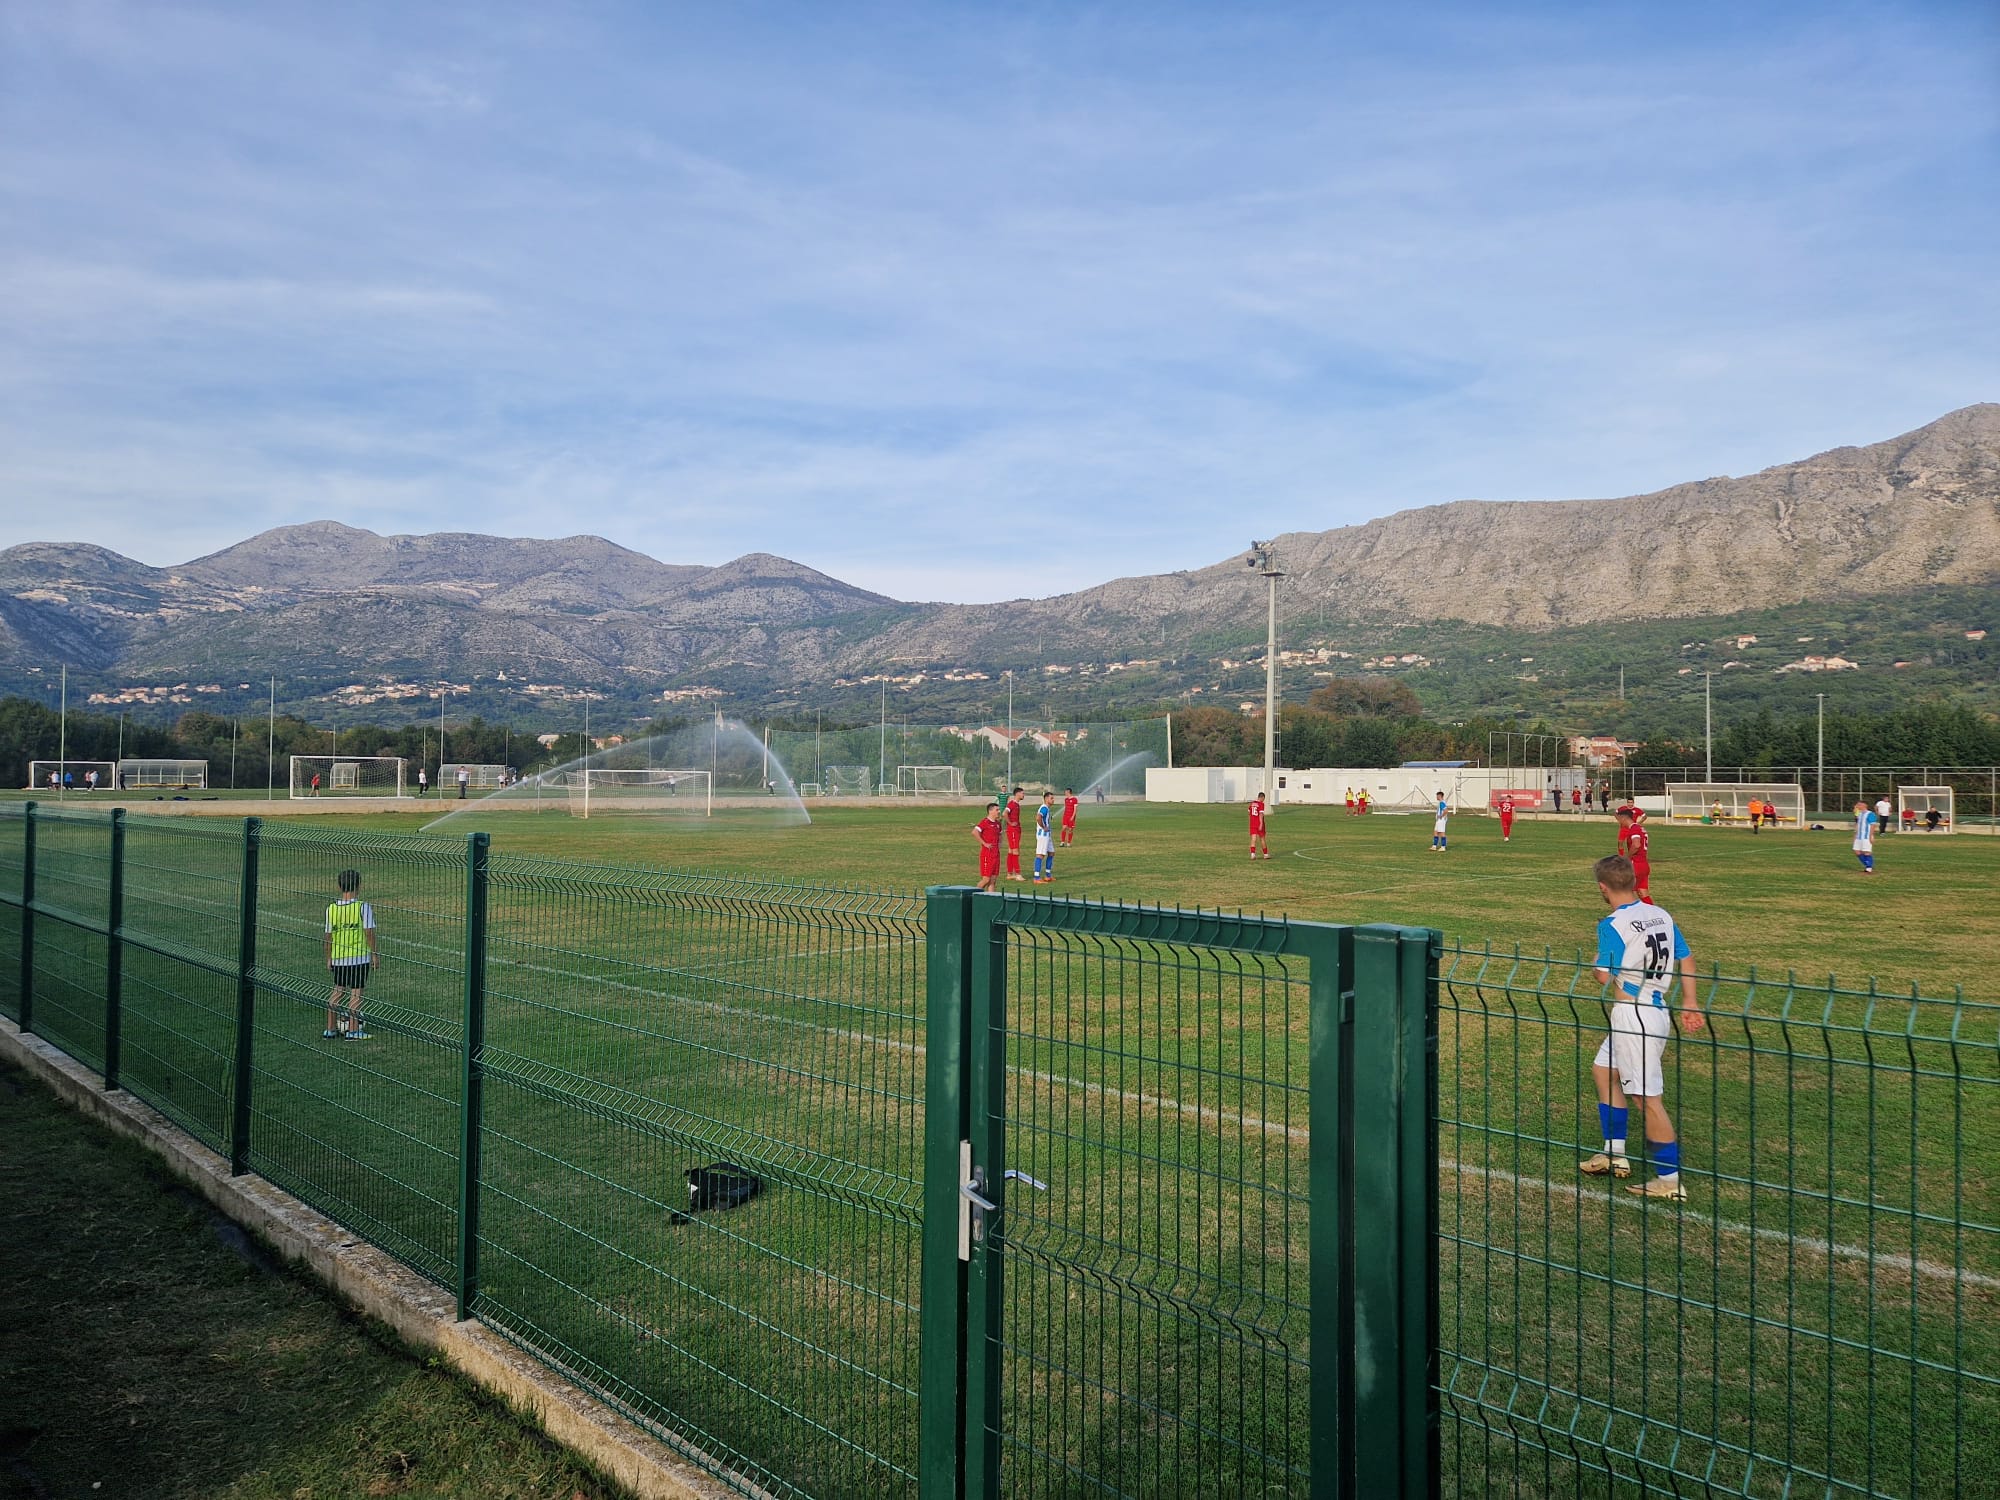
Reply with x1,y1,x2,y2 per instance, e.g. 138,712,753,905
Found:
1665,782,1805,827
895,764,966,797
566,767,712,819
289,755,407,800
27,760,116,792
823,767,871,797
1896,785,1954,834
439,763,509,791
117,758,209,789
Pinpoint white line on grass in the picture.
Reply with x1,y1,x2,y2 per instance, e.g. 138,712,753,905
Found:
285,918,1991,1289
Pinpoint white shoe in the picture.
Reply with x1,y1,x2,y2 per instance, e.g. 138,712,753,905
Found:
1627,1176,1688,1201
1579,1153,1631,1178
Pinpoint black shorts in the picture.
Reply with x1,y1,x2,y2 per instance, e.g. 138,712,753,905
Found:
330,962,370,990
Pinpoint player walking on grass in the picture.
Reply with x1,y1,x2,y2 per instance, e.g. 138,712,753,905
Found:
1616,807,1652,902
323,868,377,1040
1580,855,1703,1199
1852,800,1877,874
973,803,1001,891
1248,793,1270,858
1431,796,1450,852
1004,789,1025,881
1498,794,1516,842
1033,793,1056,883
1060,788,1078,847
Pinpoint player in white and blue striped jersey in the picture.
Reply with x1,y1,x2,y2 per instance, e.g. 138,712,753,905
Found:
1851,800,1877,873
1579,854,1704,1200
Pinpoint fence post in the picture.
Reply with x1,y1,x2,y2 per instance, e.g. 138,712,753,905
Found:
455,832,490,1322
18,803,34,1034
917,885,975,1500
1348,925,1442,1499
103,808,126,1090
229,817,262,1176
1300,922,1352,1498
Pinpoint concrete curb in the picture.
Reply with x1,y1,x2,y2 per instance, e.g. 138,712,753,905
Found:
0,1017,753,1500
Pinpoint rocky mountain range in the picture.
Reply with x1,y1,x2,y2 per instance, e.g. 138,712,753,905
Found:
1,403,1995,719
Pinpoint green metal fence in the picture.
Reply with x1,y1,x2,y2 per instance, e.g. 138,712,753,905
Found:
1436,946,1999,1499
2,802,1993,1500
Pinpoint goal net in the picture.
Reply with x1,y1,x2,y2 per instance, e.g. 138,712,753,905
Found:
1665,782,1804,827
117,759,209,789
439,763,509,792
289,756,407,800
28,760,116,792
1896,785,1953,834
823,766,872,796
567,767,711,819
896,765,966,797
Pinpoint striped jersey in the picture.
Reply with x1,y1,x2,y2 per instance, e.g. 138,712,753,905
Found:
326,898,375,965
1595,900,1689,1008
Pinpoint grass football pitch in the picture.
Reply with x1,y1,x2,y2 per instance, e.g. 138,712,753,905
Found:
12,800,1996,1498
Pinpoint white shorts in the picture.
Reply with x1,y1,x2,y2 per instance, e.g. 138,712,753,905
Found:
1035,830,1052,856
1853,836,1873,853
1593,1001,1671,1098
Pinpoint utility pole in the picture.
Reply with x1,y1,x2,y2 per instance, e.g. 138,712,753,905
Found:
267,676,276,799
1704,672,1713,782
1816,692,1826,815
58,664,67,798
1248,541,1285,799
1005,670,1014,791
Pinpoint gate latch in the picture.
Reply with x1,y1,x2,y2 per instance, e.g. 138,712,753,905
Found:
959,1140,996,1260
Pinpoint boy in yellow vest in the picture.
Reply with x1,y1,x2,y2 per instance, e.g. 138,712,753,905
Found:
323,868,378,1039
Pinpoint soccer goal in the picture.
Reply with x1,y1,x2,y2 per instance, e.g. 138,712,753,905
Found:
289,756,407,800
896,765,966,797
117,758,209,790
1665,782,1804,827
28,760,116,792
823,766,872,797
440,763,509,791
1896,785,1954,834
566,767,711,819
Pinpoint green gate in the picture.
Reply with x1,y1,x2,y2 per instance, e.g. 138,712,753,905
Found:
920,888,1440,1499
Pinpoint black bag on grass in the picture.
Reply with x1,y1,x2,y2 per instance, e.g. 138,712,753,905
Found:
671,1161,763,1223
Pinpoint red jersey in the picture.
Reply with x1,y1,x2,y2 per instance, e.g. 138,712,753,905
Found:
1248,801,1266,834
1619,825,1649,863
975,817,1001,873
1061,796,1078,826
1004,800,1023,845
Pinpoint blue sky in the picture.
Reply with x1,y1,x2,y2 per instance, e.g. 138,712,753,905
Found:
2,2,1995,603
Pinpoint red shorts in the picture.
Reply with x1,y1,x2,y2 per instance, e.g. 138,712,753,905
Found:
1006,830,1021,850
980,851,1000,878
1631,858,1651,887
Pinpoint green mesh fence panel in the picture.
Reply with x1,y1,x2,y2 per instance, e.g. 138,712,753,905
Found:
0,803,21,1020
246,824,469,1285
114,816,248,1153
1435,941,2000,1498
986,916,1313,1497
473,859,928,1499
26,806,114,1071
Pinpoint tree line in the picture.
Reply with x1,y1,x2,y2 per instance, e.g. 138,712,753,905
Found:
4,688,1994,792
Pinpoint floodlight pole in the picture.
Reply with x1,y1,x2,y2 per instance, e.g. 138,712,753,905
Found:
1005,670,1014,790
58,664,67,799
1816,693,1825,815
267,677,275,800
1704,672,1713,782
880,677,888,796
1249,542,1285,801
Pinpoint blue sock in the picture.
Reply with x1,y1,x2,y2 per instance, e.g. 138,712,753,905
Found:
1652,1140,1680,1177
1597,1103,1613,1142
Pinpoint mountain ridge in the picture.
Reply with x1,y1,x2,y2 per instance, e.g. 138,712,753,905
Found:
0,404,1995,711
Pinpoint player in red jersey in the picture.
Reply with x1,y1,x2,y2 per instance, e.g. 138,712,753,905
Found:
1248,793,1270,859
1498,794,1516,842
973,803,1001,891
1004,788,1026,881
1060,787,1079,847
1616,808,1652,902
